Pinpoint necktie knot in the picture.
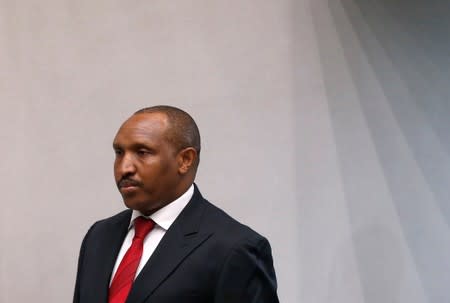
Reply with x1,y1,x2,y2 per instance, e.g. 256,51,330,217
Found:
133,217,154,240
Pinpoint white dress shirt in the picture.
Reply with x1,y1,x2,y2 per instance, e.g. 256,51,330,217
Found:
110,184,194,284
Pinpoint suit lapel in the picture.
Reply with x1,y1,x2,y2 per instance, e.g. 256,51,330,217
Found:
93,210,131,302
125,187,213,303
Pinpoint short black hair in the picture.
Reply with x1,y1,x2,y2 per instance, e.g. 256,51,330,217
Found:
134,105,201,165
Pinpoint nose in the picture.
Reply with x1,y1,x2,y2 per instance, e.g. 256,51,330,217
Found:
116,153,136,176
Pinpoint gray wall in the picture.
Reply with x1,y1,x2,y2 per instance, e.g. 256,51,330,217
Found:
1,1,449,302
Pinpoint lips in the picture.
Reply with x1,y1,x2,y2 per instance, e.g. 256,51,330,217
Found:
117,179,141,188
118,179,142,193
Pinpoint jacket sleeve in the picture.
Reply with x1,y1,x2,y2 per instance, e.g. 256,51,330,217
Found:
214,237,279,303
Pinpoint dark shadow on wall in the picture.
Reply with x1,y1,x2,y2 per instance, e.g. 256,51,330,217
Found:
328,0,450,302
347,0,450,137
338,0,450,225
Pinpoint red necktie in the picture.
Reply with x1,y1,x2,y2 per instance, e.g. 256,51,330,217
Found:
109,217,155,303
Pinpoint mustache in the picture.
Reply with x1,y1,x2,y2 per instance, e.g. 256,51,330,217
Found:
117,178,143,188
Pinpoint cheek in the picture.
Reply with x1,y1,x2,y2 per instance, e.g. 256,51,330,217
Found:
140,156,176,181
160,159,177,176
113,170,120,181
113,164,123,182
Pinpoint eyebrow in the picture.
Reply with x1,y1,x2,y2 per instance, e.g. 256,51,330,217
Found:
112,142,154,150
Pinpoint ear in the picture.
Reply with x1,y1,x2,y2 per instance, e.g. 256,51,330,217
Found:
177,147,197,174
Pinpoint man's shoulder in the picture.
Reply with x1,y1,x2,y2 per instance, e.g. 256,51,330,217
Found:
191,186,263,236
87,209,131,233
97,209,131,224
199,198,267,243
190,197,274,265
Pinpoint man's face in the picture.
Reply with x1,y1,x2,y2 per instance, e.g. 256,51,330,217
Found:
113,112,181,215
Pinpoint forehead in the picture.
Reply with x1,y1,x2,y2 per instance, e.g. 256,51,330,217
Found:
113,112,169,145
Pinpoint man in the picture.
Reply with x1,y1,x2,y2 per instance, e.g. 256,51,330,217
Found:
73,105,279,303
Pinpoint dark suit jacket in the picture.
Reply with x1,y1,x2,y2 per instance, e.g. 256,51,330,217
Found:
73,186,279,303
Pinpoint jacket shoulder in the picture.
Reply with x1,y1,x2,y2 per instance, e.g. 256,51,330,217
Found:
201,199,268,245
96,209,131,224
86,209,131,234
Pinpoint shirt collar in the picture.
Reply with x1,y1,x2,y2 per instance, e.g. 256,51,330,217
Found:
129,184,194,231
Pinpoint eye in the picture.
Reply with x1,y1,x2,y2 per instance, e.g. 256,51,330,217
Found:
137,149,151,156
114,149,123,156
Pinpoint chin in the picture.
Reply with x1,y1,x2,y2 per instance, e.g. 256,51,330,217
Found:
123,198,155,215
123,197,142,210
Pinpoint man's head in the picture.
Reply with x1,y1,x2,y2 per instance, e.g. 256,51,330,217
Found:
112,105,201,215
